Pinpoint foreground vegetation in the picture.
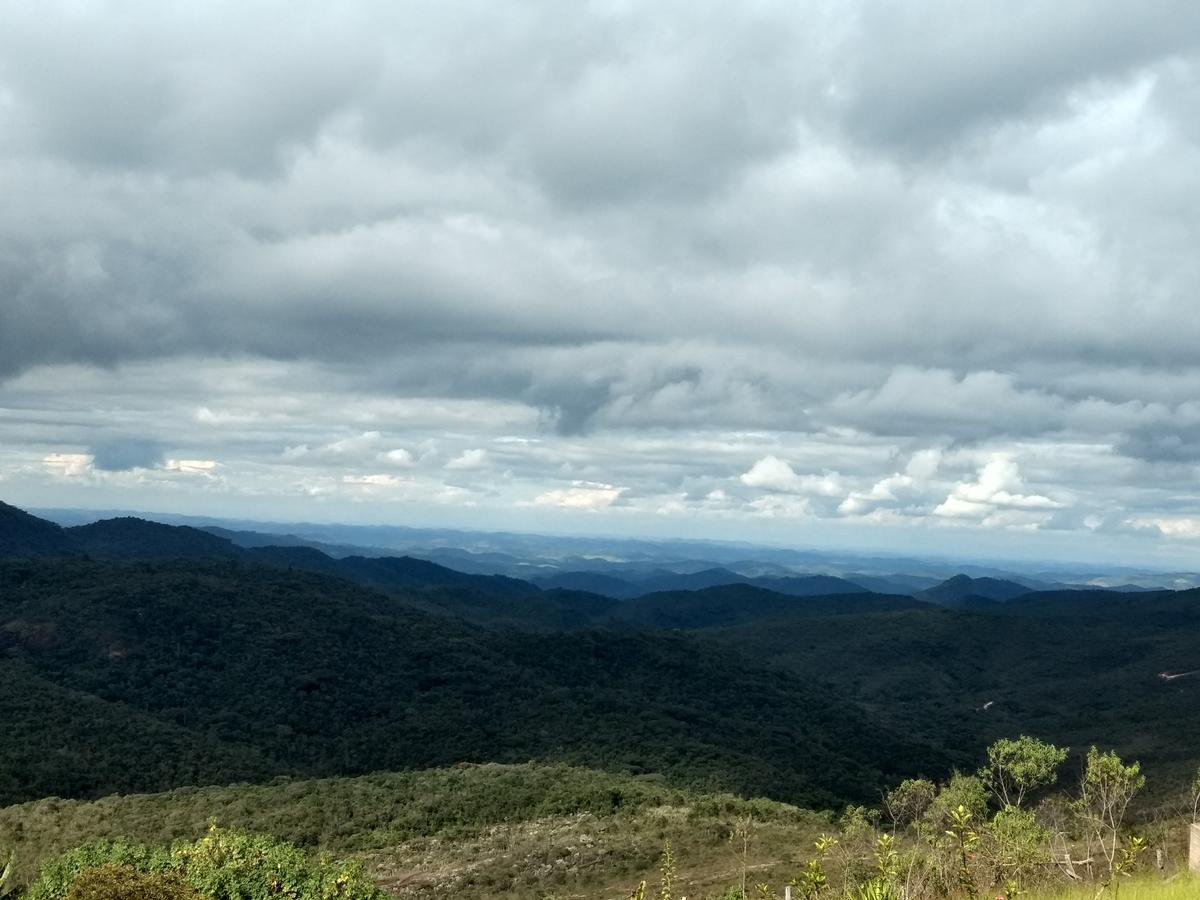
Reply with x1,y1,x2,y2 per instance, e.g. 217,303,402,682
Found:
4,737,1200,900
0,763,826,899
620,737,1200,900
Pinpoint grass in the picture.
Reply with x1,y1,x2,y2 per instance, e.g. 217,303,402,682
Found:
1027,875,1200,900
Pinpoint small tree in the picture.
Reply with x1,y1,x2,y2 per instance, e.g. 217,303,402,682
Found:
980,736,1068,809
924,773,988,831
1074,747,1145,875
945,806,979,898
884,778,937,832
982,804,1050,894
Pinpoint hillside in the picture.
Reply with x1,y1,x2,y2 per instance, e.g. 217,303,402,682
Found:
0,558,945,808
0,658,274,802
0,501,80,559
704,587,1200,791
0,763,827,899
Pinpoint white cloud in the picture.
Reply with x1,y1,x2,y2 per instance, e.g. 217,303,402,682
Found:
740,456,842,495
445,448,489,470
1130,516,1200,540
43,453,93,477
533,481,624,509
283,431,384,462
163,458,218,474
381,448,415,466
343,473,405,487
746,494,811,519
933,456,1063,525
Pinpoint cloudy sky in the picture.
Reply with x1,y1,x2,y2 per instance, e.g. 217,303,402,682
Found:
3,1,1200,564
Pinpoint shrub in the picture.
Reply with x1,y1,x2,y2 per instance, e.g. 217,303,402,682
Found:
29,843,173,900
28,828,382,900
66,865,200,900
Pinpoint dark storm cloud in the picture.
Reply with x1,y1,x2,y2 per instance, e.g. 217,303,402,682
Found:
1118,425,1200,464
90,439,165,472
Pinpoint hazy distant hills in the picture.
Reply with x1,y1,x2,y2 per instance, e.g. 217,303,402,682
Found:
532,566,870,599
0,505,541,597
605,583,925,630
914,573,1032,606
0,501,1171,614
31,502,1200,592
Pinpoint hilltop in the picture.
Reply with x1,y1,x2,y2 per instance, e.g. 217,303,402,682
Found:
0,501,80,559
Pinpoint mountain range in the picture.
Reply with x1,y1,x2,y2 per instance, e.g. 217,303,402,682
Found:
4,498,1200,813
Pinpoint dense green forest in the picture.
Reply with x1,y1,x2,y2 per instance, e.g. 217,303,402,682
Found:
0,557,944,808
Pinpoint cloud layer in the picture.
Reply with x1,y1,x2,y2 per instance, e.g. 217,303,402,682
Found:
2,1,1200,562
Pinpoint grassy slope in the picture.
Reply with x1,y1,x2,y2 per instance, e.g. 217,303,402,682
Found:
4,762,1198,899
0,763,828,899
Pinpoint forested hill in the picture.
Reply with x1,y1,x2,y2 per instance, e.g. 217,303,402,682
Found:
0,557,947,808
0,501,80,559
6,498,1200,813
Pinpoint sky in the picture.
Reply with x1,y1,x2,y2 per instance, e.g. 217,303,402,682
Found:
2,1,1200,565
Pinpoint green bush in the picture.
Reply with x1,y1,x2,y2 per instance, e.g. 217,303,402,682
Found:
65,865,200,900
28,828,381,900
29,842,173,900
172,825,382,900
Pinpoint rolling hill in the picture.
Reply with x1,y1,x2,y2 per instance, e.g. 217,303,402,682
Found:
0,557,947,808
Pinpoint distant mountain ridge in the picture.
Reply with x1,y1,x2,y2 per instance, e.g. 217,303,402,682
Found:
0,503,539,597
0,501,1183,617
531,567,869,599
68,517,245,560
